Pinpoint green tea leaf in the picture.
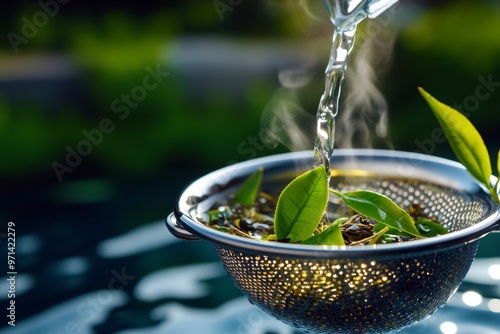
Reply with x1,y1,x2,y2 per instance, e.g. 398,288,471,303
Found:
418,87,492,189
302,217,347,246
330,189,423,238
496,149,500,195
379,233,404,244
262,234,277,241
233,167,263,206
274,166,329,242
373,224,414,243
373,223,402,235
205,207,232,223
497,149,500,177
415,218,449,237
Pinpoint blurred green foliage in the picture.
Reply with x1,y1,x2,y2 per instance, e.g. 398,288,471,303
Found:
0,0,499,183
389,1,500,159
401,1,500,74
0,3,289,181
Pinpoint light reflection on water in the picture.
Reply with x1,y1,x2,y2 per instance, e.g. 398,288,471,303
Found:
439,321,458,334
48,256,90,276
398,292,500,334
4,288,499,334
1,218,498,334
462,291,483,307
465,257,500,285
0,274,35,300
133,262,226,301
116,297,298,334
16,234,42,255
0,291,128,334
488,299,500,313
96,220,181,258
488,264,500,280
114,290,500,334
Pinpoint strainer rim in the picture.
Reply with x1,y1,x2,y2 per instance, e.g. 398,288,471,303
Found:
173,149,500,259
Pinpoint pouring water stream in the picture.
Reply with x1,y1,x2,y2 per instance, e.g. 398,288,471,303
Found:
313,0,399,175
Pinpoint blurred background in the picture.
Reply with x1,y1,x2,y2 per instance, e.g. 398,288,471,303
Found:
1,0,500,333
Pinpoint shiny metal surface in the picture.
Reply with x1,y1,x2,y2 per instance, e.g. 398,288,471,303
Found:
172,150,500,257
168,149,500,333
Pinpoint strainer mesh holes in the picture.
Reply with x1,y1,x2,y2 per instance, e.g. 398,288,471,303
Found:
216,242,479,334
212,177,489,333
329,176,490,232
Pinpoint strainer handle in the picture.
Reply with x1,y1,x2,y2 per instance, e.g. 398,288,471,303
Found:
166,212,199,241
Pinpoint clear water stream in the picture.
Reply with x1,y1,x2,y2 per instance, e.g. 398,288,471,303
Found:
314,0,399,176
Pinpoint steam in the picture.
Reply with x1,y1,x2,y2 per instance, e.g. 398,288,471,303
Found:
338,19,397,149
262,14,398,153
260,82,315,152
278,66,314,89
297,0,323,21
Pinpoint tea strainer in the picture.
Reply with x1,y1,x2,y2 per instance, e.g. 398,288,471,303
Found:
167,149,500,334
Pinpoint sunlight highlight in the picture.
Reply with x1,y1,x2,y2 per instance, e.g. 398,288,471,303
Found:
488,264,500,280
440,321,457,334
462,291,483,307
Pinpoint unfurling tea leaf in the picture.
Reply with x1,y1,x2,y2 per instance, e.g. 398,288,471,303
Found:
418,87,498,203
302,217,347,246
233,167,263,206
274,166,329,242
330,189,423,238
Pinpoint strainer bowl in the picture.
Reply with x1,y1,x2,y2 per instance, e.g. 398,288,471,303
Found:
166,149,500,334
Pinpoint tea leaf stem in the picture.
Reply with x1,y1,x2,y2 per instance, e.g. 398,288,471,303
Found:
488,183,499,205
350,226,390,246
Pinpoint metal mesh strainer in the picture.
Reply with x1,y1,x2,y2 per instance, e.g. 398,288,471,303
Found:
167,150,500,334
